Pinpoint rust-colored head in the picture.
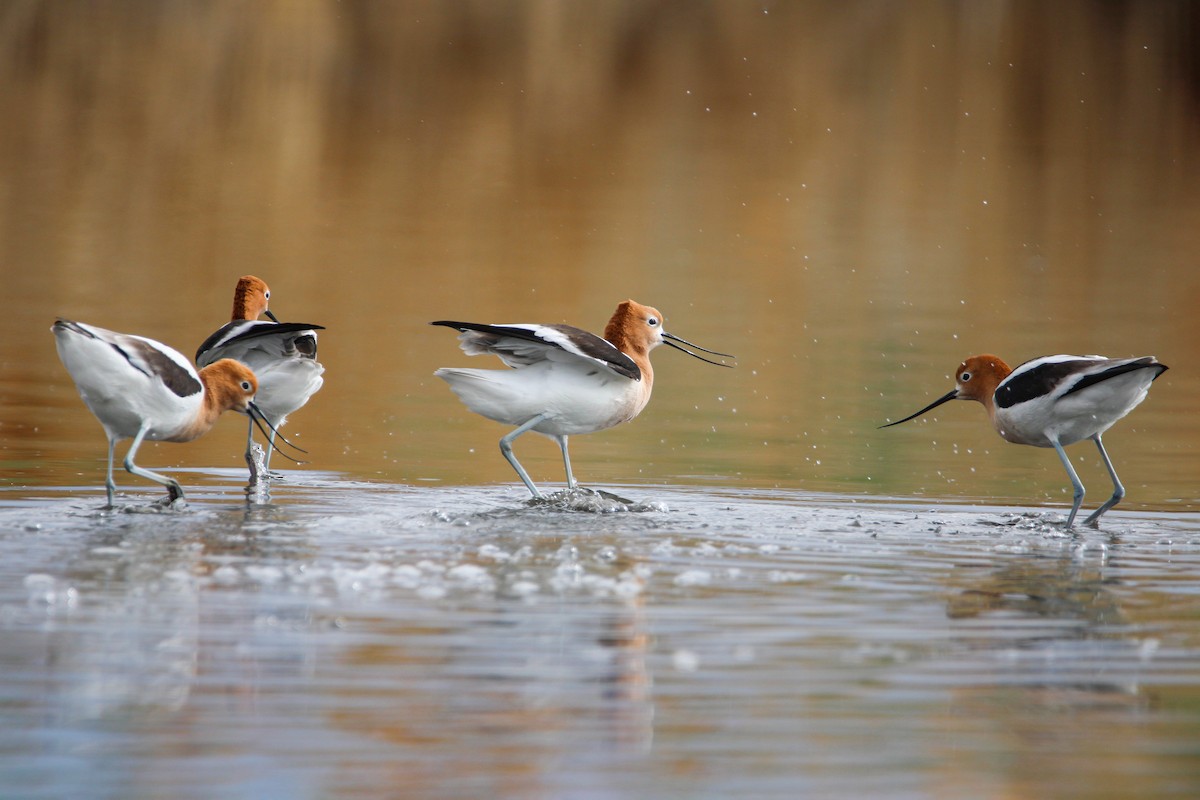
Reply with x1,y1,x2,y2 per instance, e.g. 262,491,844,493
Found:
952,354,1013,405
231,275,272,322
603,299,734,367
194,358,306,463
199,359,259,414
603,300,663,358
881,353,1014,428
169,359,259,442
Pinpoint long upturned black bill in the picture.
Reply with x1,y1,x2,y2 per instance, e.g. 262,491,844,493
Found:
662,331,736,367
248,402,309,462
878,389,959,428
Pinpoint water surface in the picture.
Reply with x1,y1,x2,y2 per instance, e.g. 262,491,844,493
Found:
3,478,1200,798
3,3,1200,797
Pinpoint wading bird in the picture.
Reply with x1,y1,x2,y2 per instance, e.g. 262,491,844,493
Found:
53,318,278,506
881,353,1168,528
195,275,324,482
432,299,734,498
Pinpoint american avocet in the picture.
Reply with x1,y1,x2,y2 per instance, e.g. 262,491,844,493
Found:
881,353,1168,528
195,275,325,482
432,299,734,499
53,318,274,506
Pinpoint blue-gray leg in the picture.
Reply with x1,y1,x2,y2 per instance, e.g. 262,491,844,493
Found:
1083,434,1124,528
264,429,277,472
244,417,261,484
500,413,551,498
243,417,276,485
555,435,577,490
1051,439,1086,529
105,437,118,507
123,425,185,503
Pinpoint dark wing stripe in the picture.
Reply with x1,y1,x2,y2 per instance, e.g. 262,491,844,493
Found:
995,360,1097,409
430,320,640,380
431,320,549,343
122,339,201,398
55,320,201,398
195,325,237,361
196,321,324,362
54,319,95,341
543,324,639,379
1061,359,1167,397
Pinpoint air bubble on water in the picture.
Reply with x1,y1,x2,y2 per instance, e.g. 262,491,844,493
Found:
672,649,700,672
416,584,447,600
509,580,539,597
674,569,712,587
478,544,511,561
245,565,283,584
212,566,240,585
446,564,495,592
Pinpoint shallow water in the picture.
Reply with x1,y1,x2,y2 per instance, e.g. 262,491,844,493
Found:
5,3,1200,797
3,476,1199,799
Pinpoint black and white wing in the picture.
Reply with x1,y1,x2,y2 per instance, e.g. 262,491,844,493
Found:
430,320,640,380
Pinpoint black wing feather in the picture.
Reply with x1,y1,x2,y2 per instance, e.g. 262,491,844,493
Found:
1061,358,1168,398
196,321,325,362
995,360,1093,409
430,320,640,380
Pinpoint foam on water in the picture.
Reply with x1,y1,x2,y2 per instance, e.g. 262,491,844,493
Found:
1,480,1199,799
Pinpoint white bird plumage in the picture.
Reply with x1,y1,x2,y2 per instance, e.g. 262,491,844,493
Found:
195,275,325,482
53,318,262,506
432,299,734,498
882,353,1168,528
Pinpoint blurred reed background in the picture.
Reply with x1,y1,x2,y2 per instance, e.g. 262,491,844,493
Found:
2,1,1198,508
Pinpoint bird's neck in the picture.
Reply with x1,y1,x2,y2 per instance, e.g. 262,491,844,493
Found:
169,365,242,442
603,316,654,385
231,284,265,322
977,378,1006,433
635,357,654,389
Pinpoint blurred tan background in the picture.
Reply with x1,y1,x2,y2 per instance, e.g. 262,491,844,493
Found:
3,1,1198,509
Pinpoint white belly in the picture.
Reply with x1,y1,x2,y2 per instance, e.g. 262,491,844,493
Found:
435,361,649,435
994,378,1152,447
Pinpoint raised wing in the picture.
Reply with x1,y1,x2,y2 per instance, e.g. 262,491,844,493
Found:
196,321,324,365
56,319,201,398
431,320,640,380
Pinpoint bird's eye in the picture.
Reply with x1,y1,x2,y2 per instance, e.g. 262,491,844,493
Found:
960,371,972,382
647,316,659,327
264,291,270,300
241,381,252,391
